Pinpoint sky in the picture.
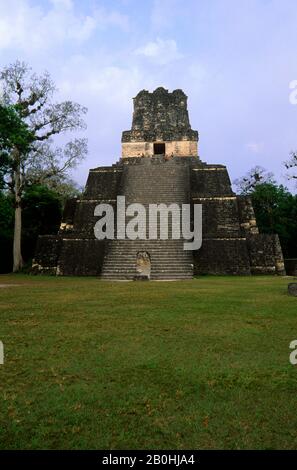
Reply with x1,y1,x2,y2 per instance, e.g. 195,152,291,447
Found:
0,0,297,192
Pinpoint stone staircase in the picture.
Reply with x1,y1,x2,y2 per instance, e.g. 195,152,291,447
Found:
101,158,194,280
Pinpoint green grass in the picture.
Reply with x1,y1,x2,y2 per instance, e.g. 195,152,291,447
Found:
0,274,297,449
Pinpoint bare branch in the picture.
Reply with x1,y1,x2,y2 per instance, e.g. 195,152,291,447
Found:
26,138,87,186
1,60,88,202
233,166,276,194
284,152,297,184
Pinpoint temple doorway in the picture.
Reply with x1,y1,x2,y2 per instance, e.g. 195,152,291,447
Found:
154,143,165,155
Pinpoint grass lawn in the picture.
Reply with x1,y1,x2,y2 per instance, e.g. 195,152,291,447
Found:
0,274,296,450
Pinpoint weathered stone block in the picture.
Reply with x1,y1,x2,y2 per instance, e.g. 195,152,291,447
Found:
57,239,106,276
32,235,61,274
194,238,251,275
247,234,285,275
288,283,297,296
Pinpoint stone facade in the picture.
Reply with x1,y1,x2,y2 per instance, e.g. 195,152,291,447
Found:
122,140,198,158
122,87,198,158
32,88,286,279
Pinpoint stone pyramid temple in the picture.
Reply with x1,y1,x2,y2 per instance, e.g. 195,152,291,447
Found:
33,87,285,279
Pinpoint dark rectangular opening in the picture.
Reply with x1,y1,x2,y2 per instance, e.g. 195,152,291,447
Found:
154,143,165,155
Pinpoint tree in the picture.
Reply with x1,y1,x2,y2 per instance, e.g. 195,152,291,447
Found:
0,191,14,273
40,177,83,205
233,166,275,195
250,183,297,258
284,152,297,183
0,185,62,273
0,104,33,153
0,104,33,188
22,185,62,264
24,139,84,202
0,61,87,271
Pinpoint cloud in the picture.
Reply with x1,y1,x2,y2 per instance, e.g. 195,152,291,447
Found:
94,7,130,33
54,56,153,179
151,0,184,31
50,0,72,9
0,0,129,53
0,0,296,193
134,38,182,65
58,60,144,108
246,142,264,154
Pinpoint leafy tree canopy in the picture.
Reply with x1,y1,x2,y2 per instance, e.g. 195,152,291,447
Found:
251,183,297,258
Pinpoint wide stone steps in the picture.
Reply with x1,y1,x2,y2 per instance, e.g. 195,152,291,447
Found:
103,256,192,263
102,272,194,279
101,160,194,280
102,251,193,261
102,268,193,274
102,274,193,280
102,262,192,269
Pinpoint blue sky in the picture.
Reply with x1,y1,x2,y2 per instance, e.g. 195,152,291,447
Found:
0,0,297,191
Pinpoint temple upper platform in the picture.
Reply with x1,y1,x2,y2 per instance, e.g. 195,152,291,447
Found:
121,87,199,158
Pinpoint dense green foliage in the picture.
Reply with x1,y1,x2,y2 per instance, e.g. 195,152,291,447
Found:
0,185,61,273
0,104,33,188
0,191,14,272
0,275,296,449
21,185,62,263
251,183,297,257
0,104,33,154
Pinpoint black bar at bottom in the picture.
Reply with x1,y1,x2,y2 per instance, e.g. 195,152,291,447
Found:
0,450,296,468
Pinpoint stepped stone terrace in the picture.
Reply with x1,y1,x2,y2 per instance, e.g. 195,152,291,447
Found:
33,88,285,279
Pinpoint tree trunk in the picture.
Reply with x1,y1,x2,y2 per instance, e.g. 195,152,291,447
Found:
13,150,23,272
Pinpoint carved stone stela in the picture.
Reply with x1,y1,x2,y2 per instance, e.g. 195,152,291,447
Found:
135,252,151,280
